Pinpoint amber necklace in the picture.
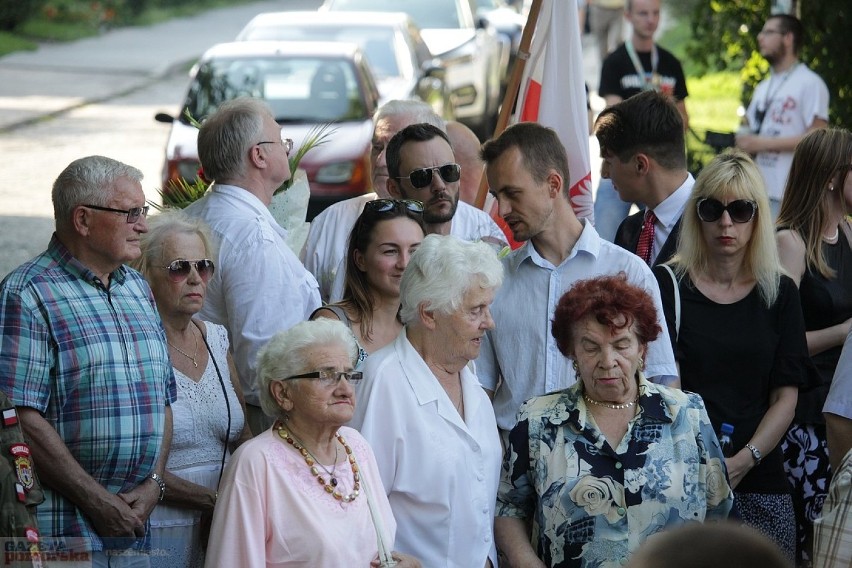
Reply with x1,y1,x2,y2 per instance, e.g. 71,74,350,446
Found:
276,423,361,502
168,325,199,368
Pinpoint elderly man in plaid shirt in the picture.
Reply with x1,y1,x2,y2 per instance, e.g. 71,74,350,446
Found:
0,156,176,567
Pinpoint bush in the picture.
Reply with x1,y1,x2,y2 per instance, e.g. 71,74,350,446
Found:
0,0,44,31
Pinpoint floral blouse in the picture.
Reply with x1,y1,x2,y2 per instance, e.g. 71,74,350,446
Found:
497,375,733,567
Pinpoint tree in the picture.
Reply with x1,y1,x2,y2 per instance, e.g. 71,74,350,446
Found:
684,0,850,128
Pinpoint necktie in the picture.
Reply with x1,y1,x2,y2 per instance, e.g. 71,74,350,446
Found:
636,210,657,265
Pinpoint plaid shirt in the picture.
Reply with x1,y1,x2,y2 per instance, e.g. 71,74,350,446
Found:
813,448,852,568
0,235,177,551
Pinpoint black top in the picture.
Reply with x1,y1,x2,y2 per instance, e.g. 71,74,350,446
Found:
654,269,808,493
599,43,689,101
796,231,852,423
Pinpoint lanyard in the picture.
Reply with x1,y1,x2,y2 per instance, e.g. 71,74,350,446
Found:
625,40,659,92
755,62,800,134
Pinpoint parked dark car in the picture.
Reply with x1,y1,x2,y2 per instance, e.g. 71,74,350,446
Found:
155,41,380,219
236,11,454,120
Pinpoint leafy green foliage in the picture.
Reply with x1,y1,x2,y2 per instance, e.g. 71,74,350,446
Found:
683,0,850,128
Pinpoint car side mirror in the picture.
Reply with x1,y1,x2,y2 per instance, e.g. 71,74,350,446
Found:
154,112,175,124
421,60,446,80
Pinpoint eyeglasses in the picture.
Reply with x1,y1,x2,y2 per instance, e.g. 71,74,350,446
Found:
282,370,363,387
257,134,294,157
160,259,215,282
696,198,758,223
395,163,461,189
364,198,424,214
81,204,149,224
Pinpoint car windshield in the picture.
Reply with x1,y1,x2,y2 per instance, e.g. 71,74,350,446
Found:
242,26,400,79
327,0,464,29
182,55,368,124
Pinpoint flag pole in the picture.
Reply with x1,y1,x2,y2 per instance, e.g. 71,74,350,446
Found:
474,0,544,210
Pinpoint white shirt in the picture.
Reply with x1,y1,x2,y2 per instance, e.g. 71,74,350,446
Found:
302,196,508,303
350,329,502,568
649,173,694,264
184,184,321,406
476,220,678,432
746,63,829,201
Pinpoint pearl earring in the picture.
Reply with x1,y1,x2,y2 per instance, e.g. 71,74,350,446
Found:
829,185,835,191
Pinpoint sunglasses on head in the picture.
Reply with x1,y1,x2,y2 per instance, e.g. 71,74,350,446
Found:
161,259,215,282
396,163,461,189
696,198,757,223
364,198,424,215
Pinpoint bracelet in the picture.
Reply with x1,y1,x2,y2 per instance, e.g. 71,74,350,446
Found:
149,472,166,502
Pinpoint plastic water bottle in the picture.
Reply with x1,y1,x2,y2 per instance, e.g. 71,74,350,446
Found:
718,423,735,457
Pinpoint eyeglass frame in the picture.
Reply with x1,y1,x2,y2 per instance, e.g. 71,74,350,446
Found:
81,204,150,224
159,259,216,283
257,133,294,156
394,163,462,189
282,370,363,387
696,198,758,223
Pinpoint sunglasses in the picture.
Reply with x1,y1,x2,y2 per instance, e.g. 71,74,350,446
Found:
364,198,424,214
282,370,363,387
696,198,757,223
161,259,215,282
396,163,461,189
82,204,149,224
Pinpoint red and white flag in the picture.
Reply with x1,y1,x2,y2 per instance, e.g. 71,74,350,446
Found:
513,0,593,222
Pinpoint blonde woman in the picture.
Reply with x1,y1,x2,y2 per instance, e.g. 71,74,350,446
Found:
654,150,809,561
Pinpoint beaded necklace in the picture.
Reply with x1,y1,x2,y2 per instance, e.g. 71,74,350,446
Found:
276,423,361,502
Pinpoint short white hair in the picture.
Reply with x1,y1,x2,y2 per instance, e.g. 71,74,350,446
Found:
256,319,359,419
399,234,503,325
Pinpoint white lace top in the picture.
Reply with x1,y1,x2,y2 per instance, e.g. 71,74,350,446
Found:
167,322,245,471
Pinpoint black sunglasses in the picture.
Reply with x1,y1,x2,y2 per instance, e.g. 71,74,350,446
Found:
396,163,461,189
696,198,757,223
161,259,215,282
82,204,149,224
364,198,424,215
282,370,363,387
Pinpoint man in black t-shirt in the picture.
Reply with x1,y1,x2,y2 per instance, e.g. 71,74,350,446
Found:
593,0,689,242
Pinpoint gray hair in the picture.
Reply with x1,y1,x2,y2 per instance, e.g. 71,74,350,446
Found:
374,99,445,131
256,319,359,419
132,209,215,280
399,234,503,325
197,97,268,182
52,156,143,230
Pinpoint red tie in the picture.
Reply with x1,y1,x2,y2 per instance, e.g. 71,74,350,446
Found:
636,210,657,265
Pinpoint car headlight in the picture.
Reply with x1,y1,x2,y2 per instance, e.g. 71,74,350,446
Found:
315,161,356,184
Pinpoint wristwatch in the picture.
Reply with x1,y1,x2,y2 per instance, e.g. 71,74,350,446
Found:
149,472,166,501
745,443,763,465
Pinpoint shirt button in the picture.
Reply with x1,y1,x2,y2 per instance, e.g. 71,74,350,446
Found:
615,462,623,469
485,536,491,543
617,507,626,516
619,557,628,565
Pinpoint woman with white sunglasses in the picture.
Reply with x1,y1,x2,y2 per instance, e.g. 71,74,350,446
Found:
134,210,251,567
653,149,809,562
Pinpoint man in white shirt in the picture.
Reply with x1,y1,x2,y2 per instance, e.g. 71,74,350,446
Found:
477,122,677,434
385,123,508,248
597,90,694,267
301,100,445,303
184,97,321,434
736,14,829,218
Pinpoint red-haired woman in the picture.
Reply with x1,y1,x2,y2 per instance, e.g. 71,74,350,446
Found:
495,274,733,568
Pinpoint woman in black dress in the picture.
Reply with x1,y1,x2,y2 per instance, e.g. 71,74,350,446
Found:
775,127,852,565
654,150,808,562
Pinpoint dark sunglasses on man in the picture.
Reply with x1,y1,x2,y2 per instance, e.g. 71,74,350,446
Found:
696,198,757,224
160,259,216,283
395,163,461,189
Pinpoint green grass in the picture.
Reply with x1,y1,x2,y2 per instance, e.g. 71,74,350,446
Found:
16,18,101,42
0,31,37,57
